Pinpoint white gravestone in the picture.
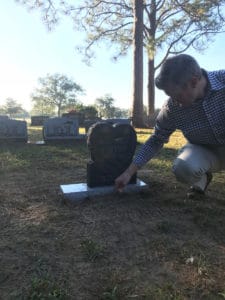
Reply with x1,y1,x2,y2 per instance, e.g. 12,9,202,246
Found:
43,117,85,141
60,179,148,203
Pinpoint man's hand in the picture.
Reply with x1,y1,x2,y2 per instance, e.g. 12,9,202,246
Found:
115,171,132,192
115,163,139,192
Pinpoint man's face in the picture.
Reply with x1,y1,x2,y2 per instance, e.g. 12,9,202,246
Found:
164,78,199,108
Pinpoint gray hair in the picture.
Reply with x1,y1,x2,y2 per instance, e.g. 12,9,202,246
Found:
155,54,202,90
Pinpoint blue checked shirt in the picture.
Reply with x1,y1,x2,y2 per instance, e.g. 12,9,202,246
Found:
133,69,225,167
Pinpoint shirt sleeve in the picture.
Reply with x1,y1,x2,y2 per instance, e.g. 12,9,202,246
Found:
133,101,176,168
216,70,225,85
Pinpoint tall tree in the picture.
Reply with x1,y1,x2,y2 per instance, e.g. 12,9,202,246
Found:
17,0,225,120
143,0,225,115
31,73,84,117
132,0,144,127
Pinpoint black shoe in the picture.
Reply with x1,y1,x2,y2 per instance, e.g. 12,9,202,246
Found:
187,172,213,199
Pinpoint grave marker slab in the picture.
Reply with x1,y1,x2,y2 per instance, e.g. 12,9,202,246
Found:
31,115,49,126
43,117,85,142
0,115,9,121
0,119,28,142
60,179,148,203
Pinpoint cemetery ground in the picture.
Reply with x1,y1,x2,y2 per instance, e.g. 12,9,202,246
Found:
1,126,225,300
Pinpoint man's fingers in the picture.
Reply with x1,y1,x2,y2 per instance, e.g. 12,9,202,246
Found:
115,179,124,192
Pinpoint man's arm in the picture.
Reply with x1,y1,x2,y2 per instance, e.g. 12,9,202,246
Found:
114,133,165,192
115,101,176,191
115,162,139,192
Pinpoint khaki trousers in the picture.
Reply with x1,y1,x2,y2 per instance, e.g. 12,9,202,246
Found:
172,143,225,189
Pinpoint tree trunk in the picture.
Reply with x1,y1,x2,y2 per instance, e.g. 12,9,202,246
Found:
58,105,61,117
147,58,155,117
131,0,144,128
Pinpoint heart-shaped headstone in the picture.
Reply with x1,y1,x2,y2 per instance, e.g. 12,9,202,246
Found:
87,122,137,187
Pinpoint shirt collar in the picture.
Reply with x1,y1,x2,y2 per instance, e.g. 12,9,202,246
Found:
204,69,225,91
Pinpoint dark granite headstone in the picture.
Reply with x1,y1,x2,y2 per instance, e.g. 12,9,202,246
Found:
84,118,131,133
86,122,137,187
105,118,131,125
83,118,102,133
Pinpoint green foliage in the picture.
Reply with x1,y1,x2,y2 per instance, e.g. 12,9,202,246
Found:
31,73,84,117
30,99,55,117
77,104,98,119
95,94,115,118
0,97,29,117
94,94,129,118
17,1,225,62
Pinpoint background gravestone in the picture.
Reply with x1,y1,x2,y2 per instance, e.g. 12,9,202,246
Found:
0,119,28,142
105,118,131,125
42,117,81,142
31,115,49,126
0,115,9,121
87,122,137,187
62,111,85,126
84,118,131,133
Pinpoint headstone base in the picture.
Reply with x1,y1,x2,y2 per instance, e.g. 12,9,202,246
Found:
60,179,148,203
44,134,86,142
32,134,86,145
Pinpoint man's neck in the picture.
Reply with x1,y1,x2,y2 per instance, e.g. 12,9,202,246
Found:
197,75,208,99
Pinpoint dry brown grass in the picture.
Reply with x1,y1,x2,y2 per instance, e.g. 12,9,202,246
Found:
0,127,225,299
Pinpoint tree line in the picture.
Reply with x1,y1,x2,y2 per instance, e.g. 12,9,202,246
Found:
31,73,130,119
0,98,29,118
0,73,130,119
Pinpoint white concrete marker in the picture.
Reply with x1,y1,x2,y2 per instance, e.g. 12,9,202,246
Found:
60,179,148,203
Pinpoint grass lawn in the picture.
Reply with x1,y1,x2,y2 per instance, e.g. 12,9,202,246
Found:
1,126,225,299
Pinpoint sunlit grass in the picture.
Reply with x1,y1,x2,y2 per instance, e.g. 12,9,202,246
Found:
79,127,86,134
135,128,153,144
166,130,186,149
28,126,43,142
0,150,30,171
136,127,186,149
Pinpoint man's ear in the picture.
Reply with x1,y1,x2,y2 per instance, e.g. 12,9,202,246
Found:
190,76,199,88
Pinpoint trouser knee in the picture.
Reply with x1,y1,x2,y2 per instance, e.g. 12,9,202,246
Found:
172,158,201,184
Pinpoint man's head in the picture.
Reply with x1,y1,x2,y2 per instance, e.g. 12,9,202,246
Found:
155,54,205,107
